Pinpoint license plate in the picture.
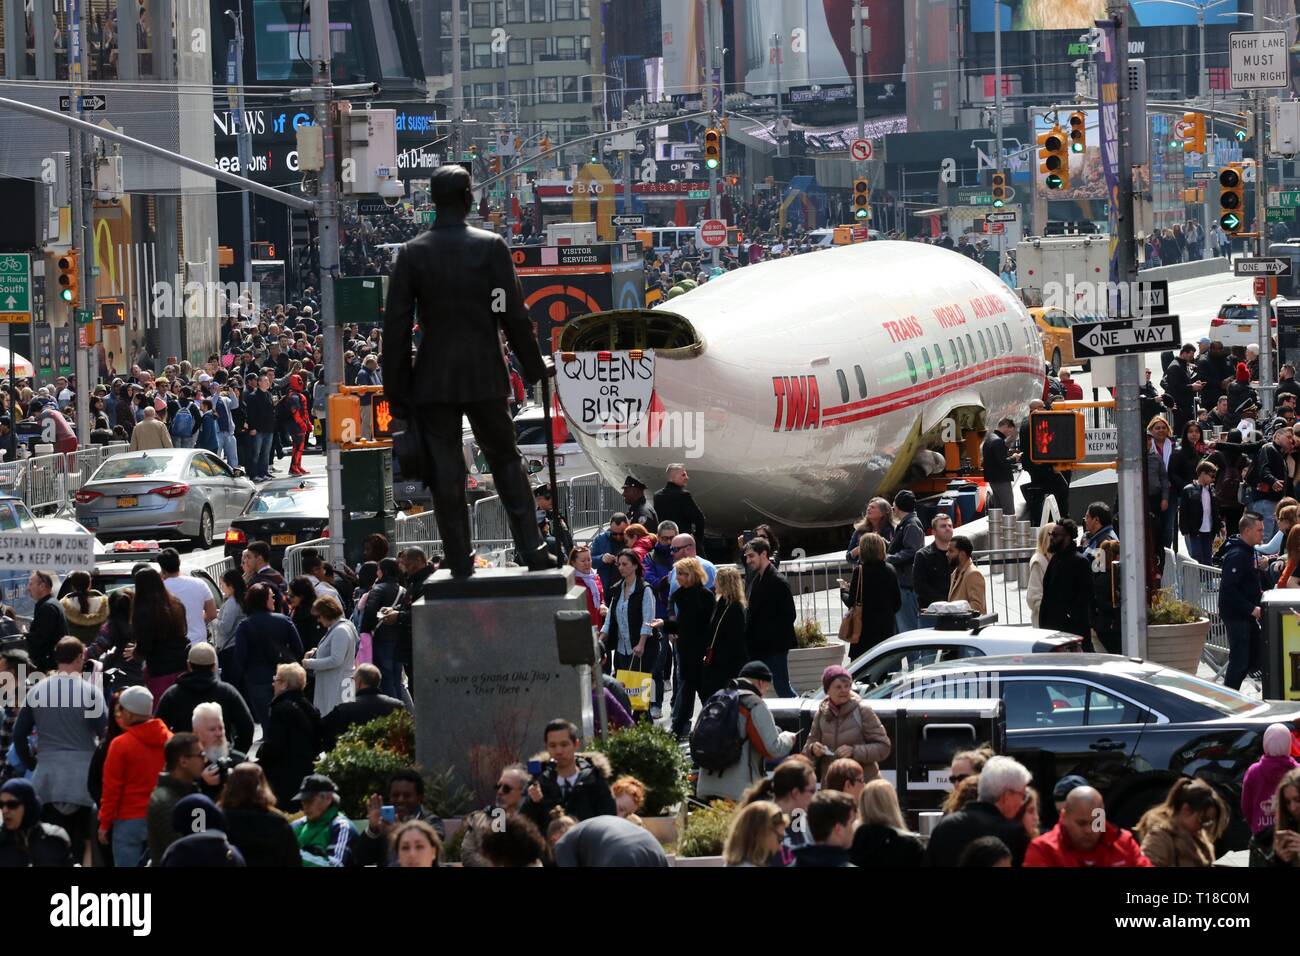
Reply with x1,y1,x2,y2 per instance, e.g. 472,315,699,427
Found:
272,534,296,545
1238,324,1252,332
116,496,137,508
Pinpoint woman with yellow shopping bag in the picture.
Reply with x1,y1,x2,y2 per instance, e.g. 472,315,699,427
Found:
599,549,661,717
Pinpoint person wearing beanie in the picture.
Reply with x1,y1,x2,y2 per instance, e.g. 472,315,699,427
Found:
158,794,246,867
155,642,255,753
803,664,891,784
98,684,173,867
1228,362,1258,424
695,661,796,804
0,778,76,867
1242,723,1299,836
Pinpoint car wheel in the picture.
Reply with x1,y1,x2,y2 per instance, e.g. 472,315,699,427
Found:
1051,348,1062,376
193,506,214,549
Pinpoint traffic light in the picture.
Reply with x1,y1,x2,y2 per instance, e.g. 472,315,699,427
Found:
489,156,501,175
539,136,551,152
1219,164,1244,233
1038,126,1069,190
703,128,721,169
991,171,1007,208
852,178,870,219
1068,111,1086,153
1028,410,1085,465
1235,111,1251,143
1181,112,1206,154
56,250,78,305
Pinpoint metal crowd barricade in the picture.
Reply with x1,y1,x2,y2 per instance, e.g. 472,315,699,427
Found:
66,443,129,496
564,473,608,532
395,508,440,545
781,557,857,642
471,495,511,541
283,537,330,580
1176,557,1230,680
971,546,1034,626
24,453,67,514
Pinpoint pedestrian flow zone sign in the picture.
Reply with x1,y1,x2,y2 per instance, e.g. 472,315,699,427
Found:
1072,315,1181,358
0,531,95,573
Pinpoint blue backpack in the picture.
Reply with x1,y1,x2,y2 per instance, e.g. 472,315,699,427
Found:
170,404,195,438
690,687,747,772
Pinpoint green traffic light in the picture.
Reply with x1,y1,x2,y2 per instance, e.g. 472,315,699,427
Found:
705,157,719,169
854,207,869,219
993,197,1005,208
1220,213,1241,231
1046,174,1063,190
1235,130,1247,142
1071,142,1083,153
60,289,73,302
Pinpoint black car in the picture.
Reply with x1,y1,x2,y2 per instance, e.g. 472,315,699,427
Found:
224,476,328,568
771,653,1300,850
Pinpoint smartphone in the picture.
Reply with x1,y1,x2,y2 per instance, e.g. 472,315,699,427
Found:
380,805,396,824
741,529,755,544
527,759,543,777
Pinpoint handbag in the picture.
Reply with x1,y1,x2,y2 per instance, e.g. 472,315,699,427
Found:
837,567,865,646
615,655,654,712
702,603,726,667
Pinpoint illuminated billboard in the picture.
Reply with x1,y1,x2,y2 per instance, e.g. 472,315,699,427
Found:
970,0,1239,31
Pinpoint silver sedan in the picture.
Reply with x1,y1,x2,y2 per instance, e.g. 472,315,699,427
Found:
74,449,256,548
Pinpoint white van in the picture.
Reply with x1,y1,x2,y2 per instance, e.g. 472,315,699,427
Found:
638,227,701,254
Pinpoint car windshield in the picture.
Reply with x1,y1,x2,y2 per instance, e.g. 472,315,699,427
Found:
94,455,183,481
1220,304,1262,322
1144,669,1266,716
247,483,327,513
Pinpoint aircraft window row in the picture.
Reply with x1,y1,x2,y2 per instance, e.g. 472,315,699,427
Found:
854,365,868,399
836,368,850,403
934,342,946,375
921,347,934,379
905,352,918,385
978,329,989,361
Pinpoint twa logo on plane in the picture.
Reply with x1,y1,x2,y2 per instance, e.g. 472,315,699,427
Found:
772,376,822,431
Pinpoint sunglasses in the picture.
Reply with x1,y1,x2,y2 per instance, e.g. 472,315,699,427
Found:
0,799,21,809
496,783,516,792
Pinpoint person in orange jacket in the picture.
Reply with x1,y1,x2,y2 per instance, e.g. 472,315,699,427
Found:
96,685,173,867
1023,785,1152,868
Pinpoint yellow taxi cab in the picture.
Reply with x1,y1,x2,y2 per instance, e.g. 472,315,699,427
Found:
1029,306,1079,374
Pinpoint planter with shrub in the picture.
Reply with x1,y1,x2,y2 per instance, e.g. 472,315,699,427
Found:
1144,589,1209,674
670,799,734,866
314,709,474,819
787,618,847,696
591,720,688,818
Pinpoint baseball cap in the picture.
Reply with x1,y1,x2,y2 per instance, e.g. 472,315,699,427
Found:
1053,774,1089,803
292,773,339,801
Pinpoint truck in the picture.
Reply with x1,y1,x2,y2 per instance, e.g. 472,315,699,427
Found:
1015,234,1111,311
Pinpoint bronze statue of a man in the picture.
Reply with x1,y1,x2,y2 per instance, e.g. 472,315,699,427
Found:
383,165,554,578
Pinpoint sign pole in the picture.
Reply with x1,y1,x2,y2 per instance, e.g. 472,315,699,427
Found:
1257,91,1275,416
1106,2,1149,658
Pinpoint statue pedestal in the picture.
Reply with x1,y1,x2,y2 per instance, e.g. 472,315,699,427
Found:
412,566,591,804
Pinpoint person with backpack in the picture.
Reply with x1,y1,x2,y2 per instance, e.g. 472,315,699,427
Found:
195,399,221,453
694,661,797,804
169,388,200,448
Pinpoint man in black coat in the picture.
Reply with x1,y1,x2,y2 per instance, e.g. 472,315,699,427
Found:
1164,343,1202,434
742,537,798,697
1039,519,1093,641
886,490,926,633
1196,341,1234,411
382,165,552,578
912,512,955,613
320,664,404,750
652,464,706,540
155,644,255,753
242,372,277,482
25,571,67,672
924,756,1033,867
981,417,1019,515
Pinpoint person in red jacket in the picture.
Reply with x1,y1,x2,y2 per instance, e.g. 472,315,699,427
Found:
1024,785,1152,868
97,685,173,867
285,374,312,477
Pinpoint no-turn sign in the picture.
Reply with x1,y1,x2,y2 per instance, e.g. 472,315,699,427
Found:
851,139,873,162
699,219,728,247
